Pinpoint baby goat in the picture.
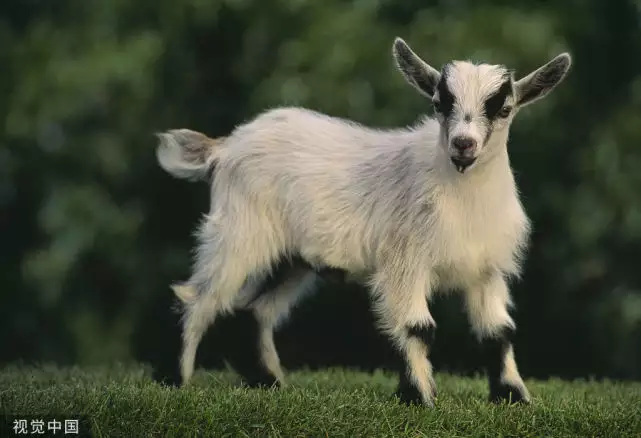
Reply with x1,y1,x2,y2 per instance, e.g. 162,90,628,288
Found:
156,37,571,406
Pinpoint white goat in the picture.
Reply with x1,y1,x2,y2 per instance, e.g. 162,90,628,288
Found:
156,37,571,406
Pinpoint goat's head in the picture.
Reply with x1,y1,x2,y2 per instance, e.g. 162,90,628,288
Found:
392,37,572,174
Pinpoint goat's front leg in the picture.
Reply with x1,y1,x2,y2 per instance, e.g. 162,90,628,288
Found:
464,273,530,404
370,268,437,407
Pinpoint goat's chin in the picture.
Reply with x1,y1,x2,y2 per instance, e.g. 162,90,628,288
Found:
450,156,477,174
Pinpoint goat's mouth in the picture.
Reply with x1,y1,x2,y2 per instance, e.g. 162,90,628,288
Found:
451,156,477,173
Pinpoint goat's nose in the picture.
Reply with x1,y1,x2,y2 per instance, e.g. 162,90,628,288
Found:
452,136,477,152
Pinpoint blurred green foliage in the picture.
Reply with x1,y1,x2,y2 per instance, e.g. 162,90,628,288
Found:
2,0,641,379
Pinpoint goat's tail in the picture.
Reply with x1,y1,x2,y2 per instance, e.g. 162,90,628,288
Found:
155,129,226,181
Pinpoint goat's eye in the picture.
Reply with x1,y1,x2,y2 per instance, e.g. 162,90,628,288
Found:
498,106,512,118
433,100,441,113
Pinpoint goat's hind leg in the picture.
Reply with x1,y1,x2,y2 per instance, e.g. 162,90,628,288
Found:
228,259,320,388
177,277,248,386
176,221,272,386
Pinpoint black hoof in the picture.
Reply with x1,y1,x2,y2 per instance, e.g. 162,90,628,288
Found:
151,366,182,388
394,381,436,407
394,389,421,406
489,382,530,405
241,376,281,389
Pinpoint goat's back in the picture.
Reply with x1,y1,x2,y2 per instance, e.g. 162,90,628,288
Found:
209,107,437,270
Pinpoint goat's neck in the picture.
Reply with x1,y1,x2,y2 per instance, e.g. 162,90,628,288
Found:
404,120,518,202
424,147,518,217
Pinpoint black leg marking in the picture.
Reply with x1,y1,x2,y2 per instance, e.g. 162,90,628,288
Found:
394,323,436,405
481,326,528,404
407,323,435,347
395,361,423,405
316,266,348,284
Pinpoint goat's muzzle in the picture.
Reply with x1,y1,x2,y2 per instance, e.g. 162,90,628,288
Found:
451,156,477,173
450,136,478,173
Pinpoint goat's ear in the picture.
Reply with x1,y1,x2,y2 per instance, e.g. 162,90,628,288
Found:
514,53,572,107
392,37,441,98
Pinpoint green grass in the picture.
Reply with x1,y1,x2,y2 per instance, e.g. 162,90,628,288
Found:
1,364,640,437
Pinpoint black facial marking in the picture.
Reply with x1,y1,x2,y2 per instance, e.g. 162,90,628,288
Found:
435,65,455,118
394,41,439,97
481,326,528,404
517,56,570,106
483,79,513,122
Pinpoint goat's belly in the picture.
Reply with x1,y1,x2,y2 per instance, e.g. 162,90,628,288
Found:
297,235,368,274
432,257,491,291
291,221,374,275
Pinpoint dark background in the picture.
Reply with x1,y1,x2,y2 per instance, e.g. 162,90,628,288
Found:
2,0,641,382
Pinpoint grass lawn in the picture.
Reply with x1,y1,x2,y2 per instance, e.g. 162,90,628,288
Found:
1,364,640,437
